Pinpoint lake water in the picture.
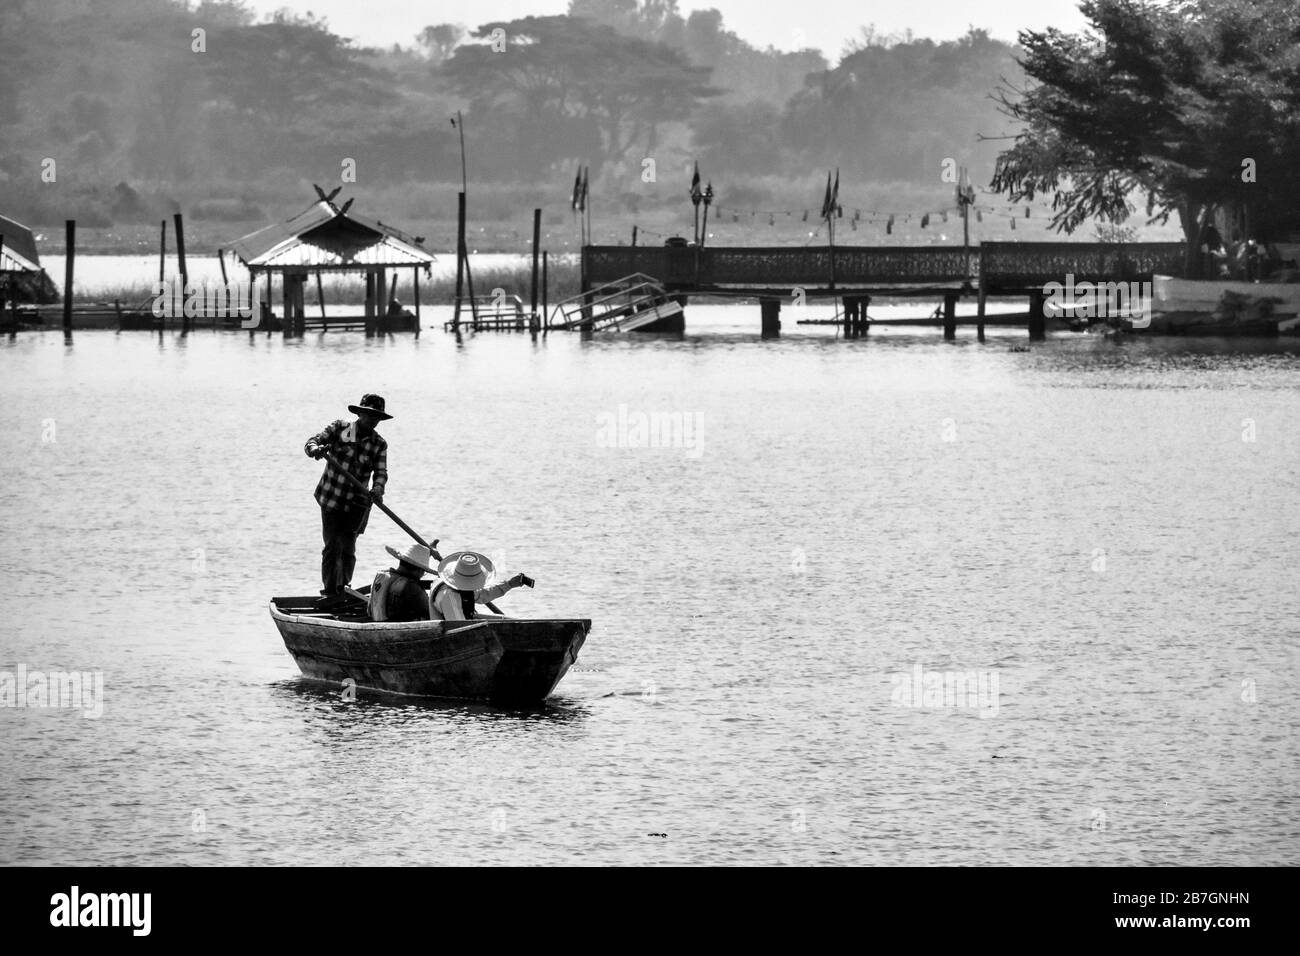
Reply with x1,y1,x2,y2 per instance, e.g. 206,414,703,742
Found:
1,309,1298,866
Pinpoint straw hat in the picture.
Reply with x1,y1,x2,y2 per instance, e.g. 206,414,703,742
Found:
348,393,393,420
437,551,495,591
385,543,437,575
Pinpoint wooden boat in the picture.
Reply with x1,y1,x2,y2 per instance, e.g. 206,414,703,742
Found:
269,596,589,704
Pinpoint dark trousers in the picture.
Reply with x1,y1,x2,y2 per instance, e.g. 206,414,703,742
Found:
320,505,366,594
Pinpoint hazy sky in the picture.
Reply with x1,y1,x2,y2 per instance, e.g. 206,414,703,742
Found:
239,0,1089,57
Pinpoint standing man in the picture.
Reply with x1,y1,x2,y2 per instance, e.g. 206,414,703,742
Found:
305,394,391,595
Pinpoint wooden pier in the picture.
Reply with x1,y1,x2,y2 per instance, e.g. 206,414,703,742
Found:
578,241,1187,338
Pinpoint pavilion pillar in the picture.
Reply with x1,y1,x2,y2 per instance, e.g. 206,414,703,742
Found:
281,272,292,338
412,265,420,337
364,271,376,337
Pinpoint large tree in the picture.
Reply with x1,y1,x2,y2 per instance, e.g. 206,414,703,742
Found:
441,15,717,178
990,0,1300,274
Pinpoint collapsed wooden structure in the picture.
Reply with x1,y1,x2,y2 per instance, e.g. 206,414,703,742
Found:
230,193,435,336
1,214,58,322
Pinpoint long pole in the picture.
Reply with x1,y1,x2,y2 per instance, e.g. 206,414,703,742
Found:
453,192,466,330
173,212,189,332
530,207,541,320
322,452,504,613
159,219,166,284
62,220,75,340
456,109,468,196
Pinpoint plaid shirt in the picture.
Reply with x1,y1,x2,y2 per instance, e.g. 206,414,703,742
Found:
305,419,388,512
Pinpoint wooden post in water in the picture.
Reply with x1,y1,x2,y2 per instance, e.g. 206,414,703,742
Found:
173,213,189,333
159,219,166,284
943,293,957,341
760,297,781,339
530,207,541,324
453,191,466,333
1028,289,1046,341
976,274,986,342
62,220,75,340
860,295,870,336
542,250,549,332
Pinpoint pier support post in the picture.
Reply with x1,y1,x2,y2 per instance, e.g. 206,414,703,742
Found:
760,297,781,339
977,282,986,342
842,296,855,339
860,295,870,336
1028,290,1046,341
943,293,957,341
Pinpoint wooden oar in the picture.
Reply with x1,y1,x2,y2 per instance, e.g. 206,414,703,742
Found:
319,451,505,614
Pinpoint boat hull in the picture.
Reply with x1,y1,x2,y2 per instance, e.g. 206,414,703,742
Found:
270,601,588,704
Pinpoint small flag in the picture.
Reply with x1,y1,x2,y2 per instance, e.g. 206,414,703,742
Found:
820,171,832,219
571,166,582,211
921,213,930,228
690,161,702,203
578,166,589,213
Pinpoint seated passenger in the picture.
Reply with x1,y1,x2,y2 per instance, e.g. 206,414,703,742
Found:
429,551,534,622
368,543,439,622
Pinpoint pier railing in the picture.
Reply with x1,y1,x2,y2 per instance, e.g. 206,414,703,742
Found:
583,241,1187,291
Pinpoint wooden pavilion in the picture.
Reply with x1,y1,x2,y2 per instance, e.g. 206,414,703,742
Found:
229,190,435,336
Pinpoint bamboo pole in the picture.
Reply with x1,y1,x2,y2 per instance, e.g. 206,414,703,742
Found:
173,212,189,333
62,220,75,340
530,207,541,320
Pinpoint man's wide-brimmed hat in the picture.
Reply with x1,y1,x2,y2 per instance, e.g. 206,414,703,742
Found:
437,551,495,591
386,543,436,575
348,393,392,420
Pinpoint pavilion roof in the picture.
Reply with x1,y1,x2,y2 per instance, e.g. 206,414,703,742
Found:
229,196,435,272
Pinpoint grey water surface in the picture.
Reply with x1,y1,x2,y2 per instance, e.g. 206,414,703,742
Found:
1,307,1297,865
